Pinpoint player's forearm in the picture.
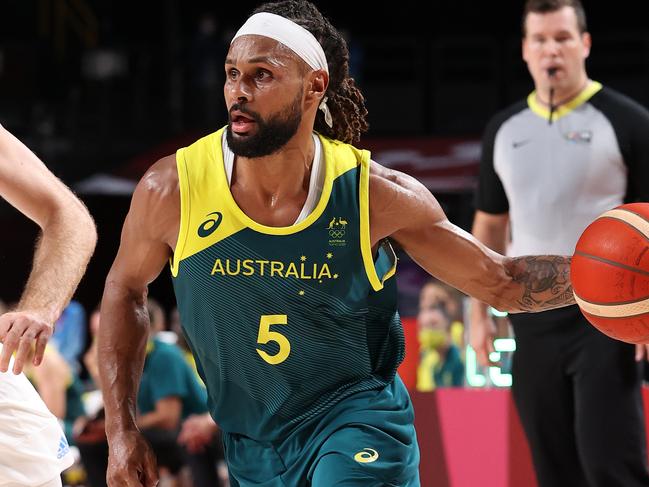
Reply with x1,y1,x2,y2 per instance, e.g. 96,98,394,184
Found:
18,206,96,322
98,279,149,435
498,255,575,312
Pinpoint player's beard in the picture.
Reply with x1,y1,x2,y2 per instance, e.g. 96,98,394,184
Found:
226,89,303,158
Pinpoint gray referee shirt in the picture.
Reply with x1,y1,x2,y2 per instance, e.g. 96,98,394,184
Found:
476,81,649,256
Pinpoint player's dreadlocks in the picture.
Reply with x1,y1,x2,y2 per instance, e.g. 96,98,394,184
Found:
252,0,369,144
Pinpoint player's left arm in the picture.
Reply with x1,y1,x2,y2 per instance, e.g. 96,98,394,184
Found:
369,161,574,313
0,125,97,373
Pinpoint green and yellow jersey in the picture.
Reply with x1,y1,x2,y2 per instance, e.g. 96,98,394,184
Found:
171,128,403,441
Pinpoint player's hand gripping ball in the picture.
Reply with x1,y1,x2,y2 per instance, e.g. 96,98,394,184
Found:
571,203,649,344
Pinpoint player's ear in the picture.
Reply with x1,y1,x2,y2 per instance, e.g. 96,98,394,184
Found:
306,70,328,107
581,32,592,59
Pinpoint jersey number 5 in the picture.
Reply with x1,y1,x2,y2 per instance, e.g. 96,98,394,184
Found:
256,315,291,365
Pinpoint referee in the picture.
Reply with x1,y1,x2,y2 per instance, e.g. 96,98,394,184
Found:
471,1,649,486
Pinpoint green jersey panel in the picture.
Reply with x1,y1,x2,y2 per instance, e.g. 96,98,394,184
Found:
172,128,403,441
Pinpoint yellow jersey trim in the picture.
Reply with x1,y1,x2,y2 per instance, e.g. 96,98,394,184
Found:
528,81,602,122
383,245,397,282
171,148,191,277
359,158,382,291
171,131,249,270
360,160,397,292
171,129,366,272
217,132,354,235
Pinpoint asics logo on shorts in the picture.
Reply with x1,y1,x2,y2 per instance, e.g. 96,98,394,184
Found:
354,448,379,463
198,212,223,237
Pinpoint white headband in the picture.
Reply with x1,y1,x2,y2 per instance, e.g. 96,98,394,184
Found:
232,12,328,74
231,12,333,128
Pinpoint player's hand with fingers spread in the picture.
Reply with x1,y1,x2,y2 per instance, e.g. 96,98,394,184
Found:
635,343,649,362
107,430,159,487
0,310,54,374
469,308,500,367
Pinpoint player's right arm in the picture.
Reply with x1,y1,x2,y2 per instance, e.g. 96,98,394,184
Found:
0,124,97,373
470,211,509,366
98,155,179,487
369,162,574,312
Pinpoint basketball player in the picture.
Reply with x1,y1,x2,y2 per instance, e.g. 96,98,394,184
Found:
471,1,649,486
0,123,96,487
98,2,576,486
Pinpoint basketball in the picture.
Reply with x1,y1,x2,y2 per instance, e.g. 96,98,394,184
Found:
571,203,649,344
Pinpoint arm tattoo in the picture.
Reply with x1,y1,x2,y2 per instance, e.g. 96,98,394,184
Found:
504,255,575,311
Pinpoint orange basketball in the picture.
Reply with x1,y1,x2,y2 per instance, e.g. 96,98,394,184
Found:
571,203,649,344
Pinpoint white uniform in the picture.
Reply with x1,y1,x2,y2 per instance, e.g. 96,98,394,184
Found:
0,344,74,487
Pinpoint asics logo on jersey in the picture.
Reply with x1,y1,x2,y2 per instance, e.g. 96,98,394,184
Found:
198,212,223,237
354,448,379,463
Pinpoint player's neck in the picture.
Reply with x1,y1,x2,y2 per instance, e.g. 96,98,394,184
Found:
233,131,314,203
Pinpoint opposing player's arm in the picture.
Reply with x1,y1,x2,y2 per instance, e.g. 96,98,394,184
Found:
0,124,97,373
369,162,574,312
98,155,179,437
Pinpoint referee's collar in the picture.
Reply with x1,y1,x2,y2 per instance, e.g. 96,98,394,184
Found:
528,81,602,122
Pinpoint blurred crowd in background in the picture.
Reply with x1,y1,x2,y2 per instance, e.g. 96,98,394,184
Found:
2,1,649,183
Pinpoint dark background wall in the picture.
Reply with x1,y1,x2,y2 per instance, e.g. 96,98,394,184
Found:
1,0,647,314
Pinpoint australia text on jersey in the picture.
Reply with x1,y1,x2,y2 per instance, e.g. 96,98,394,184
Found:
210,258,338,280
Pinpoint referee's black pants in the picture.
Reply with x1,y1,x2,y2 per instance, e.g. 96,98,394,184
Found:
510,306,649,487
